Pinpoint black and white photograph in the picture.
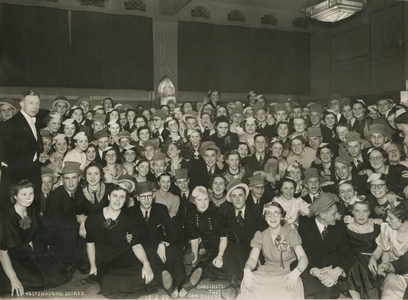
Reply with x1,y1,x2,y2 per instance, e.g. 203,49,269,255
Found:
0,0,408,299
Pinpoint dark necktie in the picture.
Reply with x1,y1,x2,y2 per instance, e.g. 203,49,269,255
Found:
70,192,75,199
258,156,263,166
182,193,187,203
144,210,149,225
322,226,328,240
237,210,245,228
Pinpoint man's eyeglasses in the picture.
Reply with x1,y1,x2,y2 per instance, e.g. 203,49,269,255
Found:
370,184,385,189
139,194,153,201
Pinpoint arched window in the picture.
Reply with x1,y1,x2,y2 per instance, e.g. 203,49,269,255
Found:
158,76,176,105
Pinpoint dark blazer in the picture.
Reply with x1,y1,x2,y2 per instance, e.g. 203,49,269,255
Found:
246,192,272,215
43,186,79,231
188,159,225,190
152,128,170,142
0,111,42,217
245,153,272,174
334,173,368,195
298,216,354,274
319,124,333,143
127,202,180,250
225,206,265,248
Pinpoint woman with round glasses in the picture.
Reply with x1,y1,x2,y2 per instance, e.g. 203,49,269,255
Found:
84,184,154,298
368,147,408,197
366,173,390,222
240,202,308,300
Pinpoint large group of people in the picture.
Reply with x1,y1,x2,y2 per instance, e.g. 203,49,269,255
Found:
0,90,408,299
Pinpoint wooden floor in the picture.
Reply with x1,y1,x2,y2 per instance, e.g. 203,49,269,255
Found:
0,270,351,300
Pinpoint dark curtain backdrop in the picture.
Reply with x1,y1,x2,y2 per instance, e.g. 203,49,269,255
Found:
0,4,71,87
70,11,153,89
0,4,153,90
178,21,311,94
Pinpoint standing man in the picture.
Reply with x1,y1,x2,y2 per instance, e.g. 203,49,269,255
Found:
0,90,43,219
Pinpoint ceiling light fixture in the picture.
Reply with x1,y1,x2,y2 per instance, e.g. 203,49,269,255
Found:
304,0,367,23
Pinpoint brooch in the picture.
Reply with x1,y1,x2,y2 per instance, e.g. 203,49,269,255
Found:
103,218,119,230
19,216,32,230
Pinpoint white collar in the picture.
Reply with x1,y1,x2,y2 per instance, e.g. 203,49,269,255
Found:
235,206,246,218
315,218,327,234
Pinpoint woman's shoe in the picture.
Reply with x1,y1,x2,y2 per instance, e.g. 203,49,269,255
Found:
179,267,203,297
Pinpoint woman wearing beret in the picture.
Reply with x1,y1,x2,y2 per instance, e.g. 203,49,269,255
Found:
63,131,89,171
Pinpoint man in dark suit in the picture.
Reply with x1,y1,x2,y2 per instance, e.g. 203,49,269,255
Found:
245,134,271,174
0,90,43,219
246,174,273,214
151,110,170,143
309,104,332,143
333,154,369,195
298,193,355,299
127,182,185,298
344,132,372,175
221,180,266,299
93,130,110,164
188,141,224,189
43,162,88,271
303,168,335,204
38,166,58,215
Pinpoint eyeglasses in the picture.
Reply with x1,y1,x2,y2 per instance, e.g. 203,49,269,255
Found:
139,194,153,201
369,156,383,162
264,211,281,218
370,184,385,189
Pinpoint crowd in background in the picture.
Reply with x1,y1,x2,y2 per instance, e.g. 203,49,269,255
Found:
0,90,408,299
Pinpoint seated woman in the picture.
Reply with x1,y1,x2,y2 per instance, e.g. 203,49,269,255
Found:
48,134,68,174
239,117,258,155
340,198,382,299
121,145,138,176
166,141,191,176
289,117,308,140
0,180,73,296
184,129,202,161
85,144,97,166
85,184,154,298
239,202,308,300
237,142,251,168
60,118,79,151
284,162,304,197
208,176,232,210
366,173,390,221
311,143,337,182
368,201,408,300
102,146,124,184
63,131,88,171
130,115,148,142
134,125,152,156
269,138,289,179
107,119,122,146
76,162,114,217
222,150,251,185
42,111,62,138
209,116,239,155
272,177,310,229
133,159,155,184
180,186,232,297
154,173,180,218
